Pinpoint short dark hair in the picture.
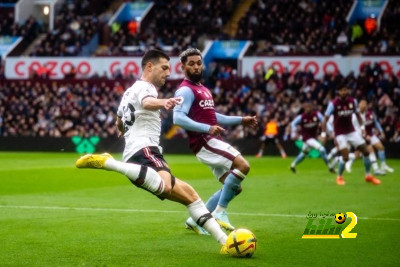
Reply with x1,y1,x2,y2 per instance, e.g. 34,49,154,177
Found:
179,48,202,64
141,49,170,69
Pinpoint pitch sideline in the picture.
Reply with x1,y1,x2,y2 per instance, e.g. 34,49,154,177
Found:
0,204,399,222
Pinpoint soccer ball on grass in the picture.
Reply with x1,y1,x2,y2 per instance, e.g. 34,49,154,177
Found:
226,228,257,258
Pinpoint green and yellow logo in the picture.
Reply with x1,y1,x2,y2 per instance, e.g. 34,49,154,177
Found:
302,211,358,239
71,136,100,153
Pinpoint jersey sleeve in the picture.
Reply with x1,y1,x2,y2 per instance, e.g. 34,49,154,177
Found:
291,115,302,131
173,86,210,133
173,86,195,114
215,113,242,126
137,83,157,104
317,112,324,122
373,113,384,133
324,102,334,116
353,99,358,112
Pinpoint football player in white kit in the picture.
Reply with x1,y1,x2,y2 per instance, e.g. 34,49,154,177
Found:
75,49,229,254
351,100,393,174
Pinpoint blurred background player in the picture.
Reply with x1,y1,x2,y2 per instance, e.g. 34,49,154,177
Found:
255,113,287,158
289,102,336,174
75,49,228,253
353,100,394,174
321,85,381,186
173,48,258,234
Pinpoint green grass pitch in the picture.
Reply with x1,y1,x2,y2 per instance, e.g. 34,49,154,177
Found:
0,152,399,266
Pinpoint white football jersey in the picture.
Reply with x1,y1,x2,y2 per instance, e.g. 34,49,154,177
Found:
117,80,162,162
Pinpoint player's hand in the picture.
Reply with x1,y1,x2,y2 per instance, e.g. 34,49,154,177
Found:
115,117,125,138
209,125,225,136
380,132,386,140
242,116,258,128
164,97,180,110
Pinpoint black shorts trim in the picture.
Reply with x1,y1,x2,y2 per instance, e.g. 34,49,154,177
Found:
127,146,171,173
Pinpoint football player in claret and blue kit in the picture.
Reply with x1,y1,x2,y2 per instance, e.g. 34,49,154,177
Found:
321,85,381,186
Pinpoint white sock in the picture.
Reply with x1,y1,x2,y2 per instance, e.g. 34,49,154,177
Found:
369,153,378,171
187,199,227,245
105,158,141,179
328,147,338,160
105,158,164,195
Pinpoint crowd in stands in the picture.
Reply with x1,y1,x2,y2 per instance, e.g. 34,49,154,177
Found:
98,0,236,56
2,0,399,57
0,13,41,43
1,62,399,144
362,0,400,55
237,0,354,56
0,80,124,138
29,0,112,57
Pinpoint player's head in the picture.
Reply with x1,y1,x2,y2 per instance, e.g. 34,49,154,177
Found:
141,49,171,88
303,101,313,114
180,48,203,83
359,99,367,112
337,84,349,99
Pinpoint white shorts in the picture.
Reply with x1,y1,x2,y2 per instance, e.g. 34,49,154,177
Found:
196,138,241,180
302,138,323,152
335,131,365,150
370,135,381,145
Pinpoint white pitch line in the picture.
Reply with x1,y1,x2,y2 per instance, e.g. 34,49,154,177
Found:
0,205,399,222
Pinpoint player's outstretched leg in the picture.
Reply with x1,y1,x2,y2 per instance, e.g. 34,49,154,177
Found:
319,147,336,173
76,153,113,169
336,158,346,186
290,151,306,174
184,189,222,235
377,150,394,173
213,169,247,231
171,182,227,248
363,156,381,185
369,151,385,176
327,147,338,162
344,153,355,173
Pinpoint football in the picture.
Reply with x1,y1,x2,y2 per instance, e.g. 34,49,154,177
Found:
226,228,257,258
335,213,346,224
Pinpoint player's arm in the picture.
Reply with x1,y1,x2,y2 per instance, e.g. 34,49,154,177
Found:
321,103,334,141
290,115,301,140
173,87,224,135
215,113,258,128
142,97,179,111
115,116,124,137
373,113,385,139
355,111,366,137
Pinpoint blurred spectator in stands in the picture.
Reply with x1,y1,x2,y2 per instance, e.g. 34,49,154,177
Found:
391,121,400,143
336,30,349,54
364,14,377,35
64,65,77,79
351,22,363,42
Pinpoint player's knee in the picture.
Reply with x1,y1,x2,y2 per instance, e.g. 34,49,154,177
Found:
235,158,250,175
163,183,173,194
